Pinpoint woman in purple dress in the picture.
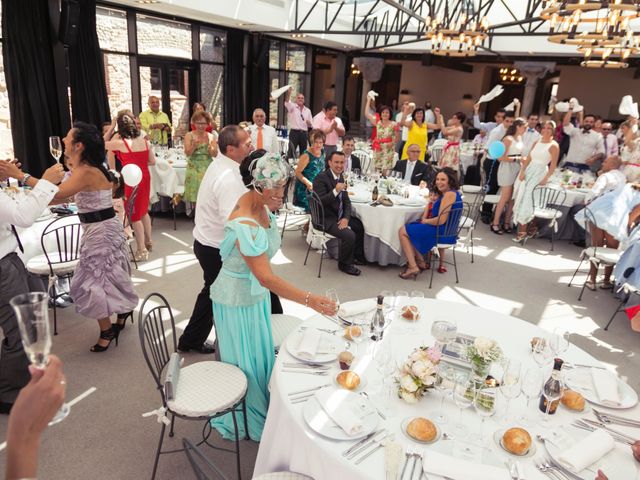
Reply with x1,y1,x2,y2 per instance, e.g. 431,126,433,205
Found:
52,122,138,352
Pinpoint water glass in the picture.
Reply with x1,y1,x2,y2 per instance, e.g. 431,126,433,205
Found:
542,375,563,423
433,364,454,424
325,288,340,316
532,337,552,370
452,373,475,435
500,358,521,423
520,368,543,426
473,387,497,441
549,329,570,356
431,318,457,352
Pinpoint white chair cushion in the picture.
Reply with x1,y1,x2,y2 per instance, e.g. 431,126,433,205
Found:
253,473,313,480
26,253,79,276
460,216,474,229
271,314,303,349
584,247,622,265
483,194,500,204
436,243,456,249
462,185,483,194
167,361,247,417
533,208,563,220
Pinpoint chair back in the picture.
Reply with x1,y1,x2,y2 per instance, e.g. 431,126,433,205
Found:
532,186,567,211
353,149,372,174
429,144,445,166
464,190,486,225
434,203,466,244
125,184,140,225
138,293,177,405
582,206,611,256
307,191,327,231
182,438,229,480
40,215,83,274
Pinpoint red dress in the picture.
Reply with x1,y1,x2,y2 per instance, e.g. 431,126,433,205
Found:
120,138,151,222
191,123,213,133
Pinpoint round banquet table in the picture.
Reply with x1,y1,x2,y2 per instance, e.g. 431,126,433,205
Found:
254,298,640,480
351,201,424,266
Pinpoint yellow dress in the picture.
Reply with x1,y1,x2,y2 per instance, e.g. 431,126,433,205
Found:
401,121,428,161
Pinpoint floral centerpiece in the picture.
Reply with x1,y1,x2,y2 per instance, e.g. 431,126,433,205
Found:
379,177,403,195
466,337,502,382
397,346,441,403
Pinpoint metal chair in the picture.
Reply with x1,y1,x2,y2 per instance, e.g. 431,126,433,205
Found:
604,283,639,331
429,203,467,289
459,191,485,263
429,139,448,166
25,215,82,335
531,186,567,251
568,208,622,301
270,314,303,354
352,149,372,174
277,175,307,240
123,184,139,269
138,293,249,480
304,191,336,278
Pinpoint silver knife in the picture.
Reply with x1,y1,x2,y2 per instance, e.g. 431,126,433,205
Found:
281,369,328,376
342,429,384,457
354,434,392,465
282,363,331,370
581,418,638,443
288,384,331,396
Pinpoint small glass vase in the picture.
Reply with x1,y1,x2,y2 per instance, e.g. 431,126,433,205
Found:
471,360,491,388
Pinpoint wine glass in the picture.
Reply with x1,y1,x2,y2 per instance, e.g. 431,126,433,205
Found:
520,368,543,426
406,290,424,334
49,136,62,163
532,337,552,370
325,288,340,318
374,343,397,417
433,364,454,424
380,290,394,317
10,292,70,425
549,329,570,357
500,358,521,424
452,373,475,435
473,387,497,442
431,318,457,352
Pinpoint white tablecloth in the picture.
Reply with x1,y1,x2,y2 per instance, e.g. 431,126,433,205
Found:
149,160,186,203
255,298,640,480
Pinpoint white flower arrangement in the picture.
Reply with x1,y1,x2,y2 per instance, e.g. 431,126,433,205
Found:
467,337,502,372
396,346,441,403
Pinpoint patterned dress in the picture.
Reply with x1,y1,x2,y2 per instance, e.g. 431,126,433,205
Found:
373,121,397,171
184,143,213,202
512,141,554,226
439,127,463,171
293,149,325,212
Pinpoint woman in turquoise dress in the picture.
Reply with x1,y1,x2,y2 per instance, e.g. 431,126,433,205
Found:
210,152,337,441
183,111,218,204
293,129,326,212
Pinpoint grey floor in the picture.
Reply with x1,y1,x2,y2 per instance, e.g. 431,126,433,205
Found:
0,213,637,480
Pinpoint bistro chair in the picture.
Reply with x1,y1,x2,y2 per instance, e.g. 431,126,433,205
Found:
304,191,336,278
429,203,467,289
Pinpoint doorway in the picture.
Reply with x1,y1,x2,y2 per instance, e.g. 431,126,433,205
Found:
372,64,402,111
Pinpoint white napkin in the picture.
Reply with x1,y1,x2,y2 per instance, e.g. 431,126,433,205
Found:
270,84,292,100
477,85,504,104
314,388,364,436
367,90,379,100
423,450,511,480
385,442,403,480
556,429,615,473
339,299,376,318
591,368,622,406
619,95,639,119
296,328,321,361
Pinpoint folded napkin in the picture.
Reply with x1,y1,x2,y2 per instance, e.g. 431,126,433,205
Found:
315,388,364,436
556,429,615,473
591,368,621,406
385,442,403,480
339,299,376,318
423,450,511,480
296,328,321,360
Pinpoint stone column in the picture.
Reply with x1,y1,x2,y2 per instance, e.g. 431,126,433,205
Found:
514,61,556,116
353,57,385,128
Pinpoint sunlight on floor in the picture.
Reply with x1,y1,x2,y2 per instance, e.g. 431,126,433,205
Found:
495,246,579,271
434,285,524,316
161,231,192,248
136,251,198,276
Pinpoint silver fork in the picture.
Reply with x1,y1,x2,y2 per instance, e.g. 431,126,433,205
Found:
400,448,412,479
534,458,564,480
541,457,573,480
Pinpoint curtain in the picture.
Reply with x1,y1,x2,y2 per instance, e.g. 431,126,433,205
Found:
224,30,245,125
247,35,270,122
67,0,110,128
2,0,66,177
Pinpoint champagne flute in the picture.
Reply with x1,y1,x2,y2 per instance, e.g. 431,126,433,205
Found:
433,364,454,424
549,328,570,357
532,337,552,370
452,373,475,435
49,136,62,163
520,368,543,426
473,387,496,442
325,288,340,318
500,358,521,424
406,290,424,334
10,292,70,425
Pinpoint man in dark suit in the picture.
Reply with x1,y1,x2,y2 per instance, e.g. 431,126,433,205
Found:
312,151,366,276
342,136,362,172
392,143,431,186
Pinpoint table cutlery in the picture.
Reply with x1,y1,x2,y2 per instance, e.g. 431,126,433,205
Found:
287,384,330,396
593,408,640,428
342,429,385,457
563,363,606,370
505,459,519,480
359,391,386,420
571,420,634,445
346,430,389,459
580,418,638,443
299,326,339,335
534,458,566,480
281,369,328,376
400,449,412,479
409,448,421,480
354,433,394,465
542,456,576,480
282,362,331,370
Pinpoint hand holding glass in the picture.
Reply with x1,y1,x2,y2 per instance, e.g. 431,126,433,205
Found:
49,136,62,164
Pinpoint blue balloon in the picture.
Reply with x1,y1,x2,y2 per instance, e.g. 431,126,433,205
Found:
488,141,506,159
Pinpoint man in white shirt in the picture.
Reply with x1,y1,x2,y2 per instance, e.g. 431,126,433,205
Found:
0,161,64,413
481,112,514,222
342,136,362,172
395,101,411,155
601,122,619,158
522,114,541,157
248,108,278,154
562,110,605,173
284,88,313,158
473,104,506,134
178,125,252,354
312,101,345,161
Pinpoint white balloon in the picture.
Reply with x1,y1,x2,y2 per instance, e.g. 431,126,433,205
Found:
121,164,142,187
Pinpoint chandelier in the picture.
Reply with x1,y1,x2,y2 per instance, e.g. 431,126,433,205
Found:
424,3,489,57
578,44,638,67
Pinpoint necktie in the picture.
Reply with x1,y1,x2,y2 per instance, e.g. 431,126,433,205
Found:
528,128,535,133
604,136,608,154
337,176,344,220
257,126,264,150
11,225,24,253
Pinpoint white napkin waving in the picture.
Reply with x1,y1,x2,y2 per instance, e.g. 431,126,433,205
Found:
270,84,292,100
367,90,379,101
556,429,615,473
296,328,321,361
591,368,622,406
423,450,511,480
339,298,377,318
477,85,504,104
504,98,519,111
315,388,365,436
619,95,639,119
556,97,584,113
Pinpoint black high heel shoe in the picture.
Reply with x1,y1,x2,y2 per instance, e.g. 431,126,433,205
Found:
90,327,118,352
112,311,134,333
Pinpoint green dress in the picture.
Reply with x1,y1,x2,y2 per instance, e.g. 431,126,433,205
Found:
209,208,280,441
184,143,213,202
293,149,325,212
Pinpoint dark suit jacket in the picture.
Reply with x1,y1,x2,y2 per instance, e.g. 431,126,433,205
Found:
392,160,430,186
347,154,362,172
312,169,352,227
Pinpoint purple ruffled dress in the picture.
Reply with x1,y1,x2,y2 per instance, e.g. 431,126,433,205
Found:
70,190,138,319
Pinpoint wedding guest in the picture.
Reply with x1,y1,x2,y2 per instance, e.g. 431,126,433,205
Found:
398,168,463,278
105,112,156,261
601,122,619,158
512,120,559,243
209,152,336,441
481,111,514,223
312,151,367,276
342,136,362,172
619,119,640,182
248,108,278,154
395,101,411,155
522,114,541,157
190,102,216,133
284,87,313,158
312,101,345,160
0,160,64,413
491,118,526,234
364,98,397,172
398,105,440,161
436,111,465,171
365,98,376,139
54,122,138,351
393,143,432,186
139,96,172,146
473,104,506,134
562,109,605,172
293,129,325,213
471,128,488,149
183,111,218,207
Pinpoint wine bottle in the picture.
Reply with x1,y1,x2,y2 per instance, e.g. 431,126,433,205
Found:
539,358,564,414
372,185,379,202
370,295,385,341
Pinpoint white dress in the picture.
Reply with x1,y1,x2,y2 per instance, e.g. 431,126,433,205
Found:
621,139,640,183
512,141,555,225
497,137,524,187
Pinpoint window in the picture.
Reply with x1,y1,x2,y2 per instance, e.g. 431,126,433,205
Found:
285,44,307,72
201,64,224,128
200,28,226,63
96,7,129,53
0,2,14,157
269,41,311,126
137,14,191,59
269,41,280,69
103,54,132,117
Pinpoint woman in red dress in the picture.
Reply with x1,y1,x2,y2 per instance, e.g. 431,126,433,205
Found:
105,112,156,261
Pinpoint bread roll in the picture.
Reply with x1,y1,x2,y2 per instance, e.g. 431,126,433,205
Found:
502,427,532,456
407,417,437,442
561,390,585,411
336,371,360,390
344,326,362,340
401,305,419,320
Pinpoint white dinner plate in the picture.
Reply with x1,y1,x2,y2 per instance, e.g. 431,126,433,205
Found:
544,426,637,479
564,368,638,409
302,388,378,441
349,195,371,204
285,328,344,364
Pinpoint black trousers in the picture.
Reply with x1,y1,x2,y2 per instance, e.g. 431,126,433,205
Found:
0,253,31,403
288,129,308,158
481,158,500,219
322,217,365,266
179,240,283,349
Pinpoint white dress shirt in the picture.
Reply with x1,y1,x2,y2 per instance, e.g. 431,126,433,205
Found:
193,153,248,249
405,160,417,182
563,124,605,165
0,180,58,259
284,101,313,131
522,128,541,157
602,133,619,157
473,115,498,133
586,169,627,203
248,124,279,154
395,113,412,141
485,124,506,158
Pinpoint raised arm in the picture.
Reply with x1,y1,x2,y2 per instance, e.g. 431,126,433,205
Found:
363,98,377,124
184,131,198,157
